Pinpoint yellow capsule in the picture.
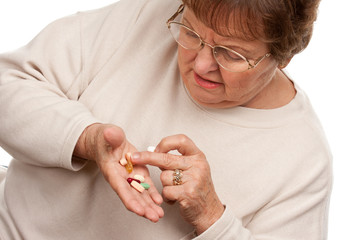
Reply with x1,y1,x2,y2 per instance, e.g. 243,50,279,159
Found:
125,152,133,173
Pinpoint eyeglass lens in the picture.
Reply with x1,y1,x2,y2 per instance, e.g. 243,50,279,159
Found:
169,22,249,72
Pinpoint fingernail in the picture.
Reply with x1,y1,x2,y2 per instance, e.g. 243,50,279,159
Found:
131,152,140,161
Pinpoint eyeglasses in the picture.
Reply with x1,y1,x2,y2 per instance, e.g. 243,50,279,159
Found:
166,5,271,73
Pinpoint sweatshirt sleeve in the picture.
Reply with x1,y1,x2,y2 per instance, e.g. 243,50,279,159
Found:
0,13,101,171
181,206,255,240
183,150,332,240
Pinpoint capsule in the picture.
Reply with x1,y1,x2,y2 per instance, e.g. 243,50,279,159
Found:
125,152,133,173
131,181,145,193
127,178,141,184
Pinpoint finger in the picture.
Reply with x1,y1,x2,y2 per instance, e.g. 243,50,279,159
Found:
160,170,189,186
160,170,174,186
139,173,163,205
141,191,165,222
135,191,163,222
107,170,145,216
143,207,161,223
155,134,200,156
162,186,183,202
124,174,164,222
118,167,164,221
131,151,190,170
104,163,165,220
103,126,126,150
146,179,164,205
129,165,163,205
109,169,163,222
121,166,164,220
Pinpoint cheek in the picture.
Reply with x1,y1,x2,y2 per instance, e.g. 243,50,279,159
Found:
178,48,196,67
220,65,277,92
221,71,250,89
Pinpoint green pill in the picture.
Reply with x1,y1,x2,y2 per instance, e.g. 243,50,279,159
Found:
140,183,150,190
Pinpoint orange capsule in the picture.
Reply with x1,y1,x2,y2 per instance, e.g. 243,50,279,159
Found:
125,152,133,173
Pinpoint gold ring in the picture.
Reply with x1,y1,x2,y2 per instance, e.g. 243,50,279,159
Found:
173,169,183,185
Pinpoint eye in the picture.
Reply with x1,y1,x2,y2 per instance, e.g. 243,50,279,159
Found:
184,28,198,39
215,47,245,62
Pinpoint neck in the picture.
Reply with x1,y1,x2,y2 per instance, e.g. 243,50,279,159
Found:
244,69,296,109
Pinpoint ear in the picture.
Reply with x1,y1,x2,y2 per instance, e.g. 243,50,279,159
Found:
278,57,292,69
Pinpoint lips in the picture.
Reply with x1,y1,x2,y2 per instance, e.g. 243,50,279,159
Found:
194,73,222,89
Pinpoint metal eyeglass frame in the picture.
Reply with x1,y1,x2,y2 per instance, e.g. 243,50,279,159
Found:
166,4,271,73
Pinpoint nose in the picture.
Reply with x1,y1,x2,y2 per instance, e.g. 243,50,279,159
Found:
194,43,219,75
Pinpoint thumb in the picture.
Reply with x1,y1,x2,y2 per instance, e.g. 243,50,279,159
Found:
103,126,126,150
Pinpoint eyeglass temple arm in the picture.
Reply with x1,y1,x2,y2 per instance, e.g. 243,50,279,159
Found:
167,4,185,25
249,53,271,69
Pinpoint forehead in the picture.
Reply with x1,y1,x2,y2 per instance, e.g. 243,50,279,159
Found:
183,3,264,42
182,7,269,55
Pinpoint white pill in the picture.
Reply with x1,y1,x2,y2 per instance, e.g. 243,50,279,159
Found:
134,174,145,183
147,146,156,152
120,158,127,166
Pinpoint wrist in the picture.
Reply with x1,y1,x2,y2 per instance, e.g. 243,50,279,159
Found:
194,198,225,235
73,123,102,160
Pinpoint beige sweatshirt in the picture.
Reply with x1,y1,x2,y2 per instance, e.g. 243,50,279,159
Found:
0,0,332,239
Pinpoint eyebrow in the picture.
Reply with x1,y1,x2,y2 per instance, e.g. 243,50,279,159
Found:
226,45,252,56
182,16,252,55
182,17,194,29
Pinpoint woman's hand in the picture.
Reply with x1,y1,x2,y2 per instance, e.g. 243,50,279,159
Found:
131,134,225,234
74,123,164,222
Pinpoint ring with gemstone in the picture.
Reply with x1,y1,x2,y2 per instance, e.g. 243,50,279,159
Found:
173,169,183,185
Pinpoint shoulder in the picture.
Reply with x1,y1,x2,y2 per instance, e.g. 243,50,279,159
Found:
272,83,333,193
78,0,181,31
76,0,180,65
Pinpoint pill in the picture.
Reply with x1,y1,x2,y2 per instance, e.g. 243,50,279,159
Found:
147,146,156,152
130,180,145,193
125,152,132,160
127,178,141,184
133,174,145,183
140,183,150,190
125,162,133,173
119,158,127,166
124,152,133,173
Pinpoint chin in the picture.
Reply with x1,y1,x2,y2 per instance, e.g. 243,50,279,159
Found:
191,93,228,108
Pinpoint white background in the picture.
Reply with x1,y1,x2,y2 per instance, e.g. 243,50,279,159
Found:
0,0,359,239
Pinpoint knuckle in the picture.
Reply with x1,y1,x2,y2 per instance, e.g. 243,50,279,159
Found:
185,185,197,197
123,201,133,211
179,199,191,209
181,157,191,169
177,134,189,144
198,151,206,160
198,161,210,172
139,151,149,160
162,186,172,199
191,172,202,183
158,137,167,148
161,153,173,168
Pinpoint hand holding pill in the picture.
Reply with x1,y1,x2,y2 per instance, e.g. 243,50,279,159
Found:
74,123,164,222
131,134,225,235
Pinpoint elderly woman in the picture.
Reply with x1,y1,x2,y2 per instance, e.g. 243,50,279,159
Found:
0,0,331,239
